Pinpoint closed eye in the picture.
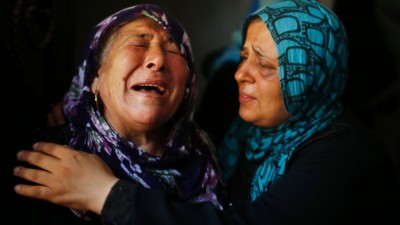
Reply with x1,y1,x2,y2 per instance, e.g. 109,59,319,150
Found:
133,44,147,48
164,37,180,55
165,49,180,55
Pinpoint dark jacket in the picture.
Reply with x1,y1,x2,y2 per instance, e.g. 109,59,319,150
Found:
28,111,399,225
99,111,399,225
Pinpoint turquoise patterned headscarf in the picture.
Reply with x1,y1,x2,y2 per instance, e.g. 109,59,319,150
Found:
62,4,222,211
218,0,348,201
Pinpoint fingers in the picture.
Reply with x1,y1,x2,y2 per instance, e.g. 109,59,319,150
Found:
32,142,73,159
13,166,51,187
14,183,52,200
13,166,54,201
16,149,59,171
14,143,119,212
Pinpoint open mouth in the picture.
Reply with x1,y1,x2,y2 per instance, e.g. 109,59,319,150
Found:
132,84,166,95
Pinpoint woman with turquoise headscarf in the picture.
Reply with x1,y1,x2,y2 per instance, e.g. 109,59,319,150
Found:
14,1,398,225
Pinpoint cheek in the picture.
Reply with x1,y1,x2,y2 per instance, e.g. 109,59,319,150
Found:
100,51,141,87
175,71,188,88
98,63,122,89
116,50,141,72
253,83,289,127
259,79,284,110
173,74,188,105
106,46,142,72
97,68,126,107
168,59,189,94
97,75,118,110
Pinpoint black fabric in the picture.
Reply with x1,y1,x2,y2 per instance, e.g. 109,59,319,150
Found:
24,113,400,225
101,179,224,225
226,111,399,225
25,125,102,225
31,201,101,225
100,111,400,225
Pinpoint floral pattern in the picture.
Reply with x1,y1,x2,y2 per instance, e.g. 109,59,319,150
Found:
62,4,222,210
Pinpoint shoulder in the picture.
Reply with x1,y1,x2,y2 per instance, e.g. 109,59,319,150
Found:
284,110,399,223
294,110,390,163
287,109,397,189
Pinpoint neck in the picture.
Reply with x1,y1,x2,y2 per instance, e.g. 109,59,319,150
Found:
124,126,169,157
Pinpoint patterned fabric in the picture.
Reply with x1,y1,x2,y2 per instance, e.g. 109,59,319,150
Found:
218,0,348,201
62,4,222,210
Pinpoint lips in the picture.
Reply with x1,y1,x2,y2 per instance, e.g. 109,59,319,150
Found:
131,83,167,95
238,90,254,103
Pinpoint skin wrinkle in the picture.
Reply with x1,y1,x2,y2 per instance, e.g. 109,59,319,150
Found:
236,18,290,128
92,17,188,153
12,4,224,216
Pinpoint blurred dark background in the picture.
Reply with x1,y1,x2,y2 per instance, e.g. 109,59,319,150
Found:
1,0,399,223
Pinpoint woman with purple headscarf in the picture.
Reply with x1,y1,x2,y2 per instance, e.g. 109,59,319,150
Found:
13,4,222,224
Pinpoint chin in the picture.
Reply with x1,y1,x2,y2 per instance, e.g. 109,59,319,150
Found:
239,111,274,128
239,109,256,124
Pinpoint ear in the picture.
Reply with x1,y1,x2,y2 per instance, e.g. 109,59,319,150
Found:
91,77,99,94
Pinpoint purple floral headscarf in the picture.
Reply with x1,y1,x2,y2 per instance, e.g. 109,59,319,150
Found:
62,4,222,211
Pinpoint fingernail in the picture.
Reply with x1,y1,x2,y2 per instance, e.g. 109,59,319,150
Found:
16,151,22,159
13,167,20,175
14,166,20,174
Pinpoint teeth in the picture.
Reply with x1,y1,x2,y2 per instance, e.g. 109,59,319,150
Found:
138,84,166,94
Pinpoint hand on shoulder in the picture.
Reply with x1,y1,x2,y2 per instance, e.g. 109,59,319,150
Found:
13,142,119,214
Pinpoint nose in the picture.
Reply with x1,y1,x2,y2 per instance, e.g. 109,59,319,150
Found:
234,60,254,84
145,46,165,71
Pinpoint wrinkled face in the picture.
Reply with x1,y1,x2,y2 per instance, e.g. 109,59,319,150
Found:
235,18,291,128
91,17,188,136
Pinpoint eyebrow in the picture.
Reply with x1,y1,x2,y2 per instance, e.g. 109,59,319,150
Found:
130,32,175,45
252,44,271,60
135,32,152,39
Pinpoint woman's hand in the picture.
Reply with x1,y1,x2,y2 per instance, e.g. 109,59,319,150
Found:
13,142,119,215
